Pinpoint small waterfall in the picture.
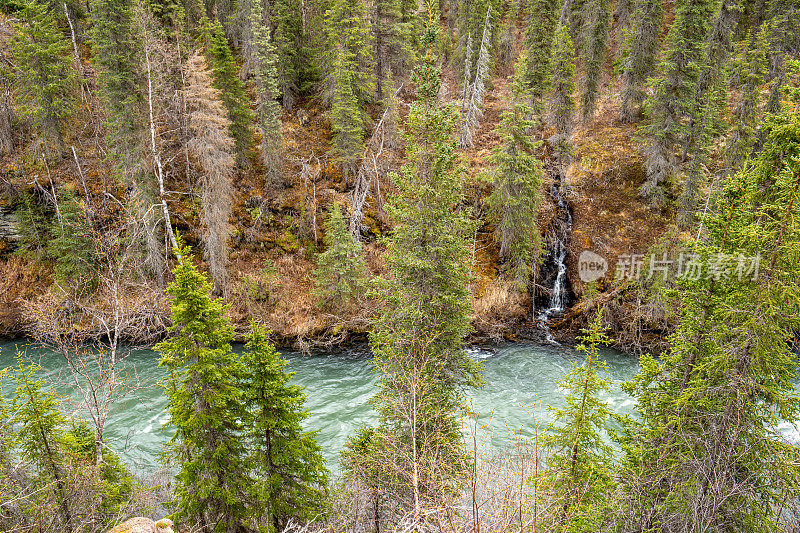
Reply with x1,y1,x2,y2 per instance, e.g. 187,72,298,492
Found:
536,178,574,342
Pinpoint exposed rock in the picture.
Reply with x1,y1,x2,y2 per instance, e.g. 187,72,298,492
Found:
106,517,174,533
0,206,20,251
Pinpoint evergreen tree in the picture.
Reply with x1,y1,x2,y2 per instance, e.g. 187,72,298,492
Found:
725,29,768,173
0,368,13,533
324,0,374,179
242,325,328,532
373,0,406,102
612,0,634,36
368,35,482,513
639,0,717,202
544,311,613,532
313,203,370,313
250,0,285,187
549,16,576,165
184,52,235,296
457,0,500,70
485,51,544,289
13,188,50,253
91,0,165,285
271,0,306,110
578,0,610,121
12,356,74,531
157,239,250,532
619,0,664,122
206,19,255,161
9,0,74,154
324,0,374,105
677,0,742,224
619,69,800,530
90,0,146,163
46,189,97,292
399,0,420,55
330,49,365,179
524,0,560,120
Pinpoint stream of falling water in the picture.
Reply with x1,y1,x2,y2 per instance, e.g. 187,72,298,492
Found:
538,180,574,343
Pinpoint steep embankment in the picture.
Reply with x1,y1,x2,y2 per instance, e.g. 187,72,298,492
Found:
0,14,673,351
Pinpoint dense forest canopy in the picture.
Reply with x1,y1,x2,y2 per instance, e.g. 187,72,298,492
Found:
0,0,799,531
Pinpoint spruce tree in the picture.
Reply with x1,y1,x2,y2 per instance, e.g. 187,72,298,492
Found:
90,0,145,158
12,356,74,531
91,0,164,284
46,189,97,292
250,0,285,186
369,34,482,513
485,51,544,289
640,0,717,202
157,239,250,532
544,311,613,532
313,203,370,313
324,0,374,179
9,0,74,154
242,325,328,532
549,16,576,165
725,29,768,173
324,0,374,105
330,49,365,179
373,0,406,102
578,0,610,121
524,0,560,120
458,0,500,70
206,19,255,161
0,368,12,532
271,0,306,110
619,70,800,530
619,0,664,122
677,0,742,224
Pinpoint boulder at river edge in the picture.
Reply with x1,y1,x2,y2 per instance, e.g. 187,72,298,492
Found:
107,517,174,533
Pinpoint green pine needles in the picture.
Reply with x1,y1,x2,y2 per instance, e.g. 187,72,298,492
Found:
578,0,611,121
243,325,329,532
313,203,371,313
325,0,374,179
524,0,560,120
9,0,75,154
619,66,800,530
205,18,255,162
90,0,146,167
640,0,717,202
619,0,664,122
250,0,285,186
485,50,545,290
544,311,614,532
549,17,576,166
158,237,327,531
46,189,97,292
366,44,482,514
157,238,251,531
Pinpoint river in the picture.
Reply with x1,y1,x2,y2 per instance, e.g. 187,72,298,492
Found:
0,340,721,473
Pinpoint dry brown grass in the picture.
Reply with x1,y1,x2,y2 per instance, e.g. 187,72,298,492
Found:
472,277,527,341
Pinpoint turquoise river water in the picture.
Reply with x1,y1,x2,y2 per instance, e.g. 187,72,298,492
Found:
1,340,798,472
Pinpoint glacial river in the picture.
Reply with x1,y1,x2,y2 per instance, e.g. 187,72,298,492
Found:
0,340,744,472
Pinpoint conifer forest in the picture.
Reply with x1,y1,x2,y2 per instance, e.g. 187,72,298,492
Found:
0,0,800,530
